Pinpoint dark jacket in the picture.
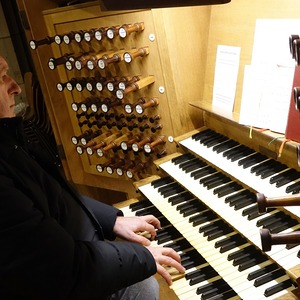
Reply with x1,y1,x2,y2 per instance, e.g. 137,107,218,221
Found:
0,117,156,300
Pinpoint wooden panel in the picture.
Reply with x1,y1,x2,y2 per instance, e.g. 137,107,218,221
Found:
203,0,300,114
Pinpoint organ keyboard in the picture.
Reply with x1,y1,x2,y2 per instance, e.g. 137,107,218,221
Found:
116,126,300,299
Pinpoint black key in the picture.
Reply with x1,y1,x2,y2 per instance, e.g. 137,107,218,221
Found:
207,289,238,300
201,133,224,147
200,173,225,186
215,235,248,253
208,226,234,241
179,157,201,171
171,152,195,165
151,176,173,188
228,193,256,210
189,266,219,285
158,182,185,198
270,168,300,187
205,134,228,148
183,159,207,173
199,219,224,234
135,206,160,216
264,279,294,297
286,181,300,194
229,147,254,162
242,204,259,217
259,163,287,179
247,263,278,280
268,217,298,234
168,191,194,205
212,139,239,153
191,165,217,180
213,181,243,198
250,159,273,174
239,254,268,271
207,176,231,190
129,199,152,211
163,238,192,252
196,278,230,295
227,245,256,261
234,197,257,210
185,266,211,280
256,211,286,227
254,268,286,287
225,189,254,204
238,152,268,168
189,210,218,226
192,129,214,141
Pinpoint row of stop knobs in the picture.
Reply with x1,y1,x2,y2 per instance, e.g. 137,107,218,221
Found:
49,47,149,71
95,158,152,179
73,130,166,157
29,22,145,50
72,96,159,115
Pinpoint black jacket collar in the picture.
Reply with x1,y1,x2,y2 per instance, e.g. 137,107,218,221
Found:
0,116,27,148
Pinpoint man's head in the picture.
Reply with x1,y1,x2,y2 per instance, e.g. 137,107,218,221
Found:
0,56,22,118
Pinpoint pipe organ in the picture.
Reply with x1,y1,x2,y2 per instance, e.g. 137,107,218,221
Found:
17,0,300,298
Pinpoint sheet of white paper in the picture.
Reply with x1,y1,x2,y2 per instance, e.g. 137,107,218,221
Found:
252,19,300,67
239,19,299,133
212,45,241,112
239,64,294,133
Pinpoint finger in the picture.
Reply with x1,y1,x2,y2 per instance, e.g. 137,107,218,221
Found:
157,253,185,274
140,223,157,241
156,264,173,286
164,266,186,281
133,233,151,246
161,247,182,263
164,259,186,274
138,230,152,239
142,215,161,229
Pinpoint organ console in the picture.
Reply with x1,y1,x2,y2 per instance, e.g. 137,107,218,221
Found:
21,0,300,298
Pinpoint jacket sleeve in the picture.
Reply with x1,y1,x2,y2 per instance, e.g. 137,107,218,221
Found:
80,194,124,241
0,175,157,300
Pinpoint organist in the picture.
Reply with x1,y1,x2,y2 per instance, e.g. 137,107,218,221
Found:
0,55,185,300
